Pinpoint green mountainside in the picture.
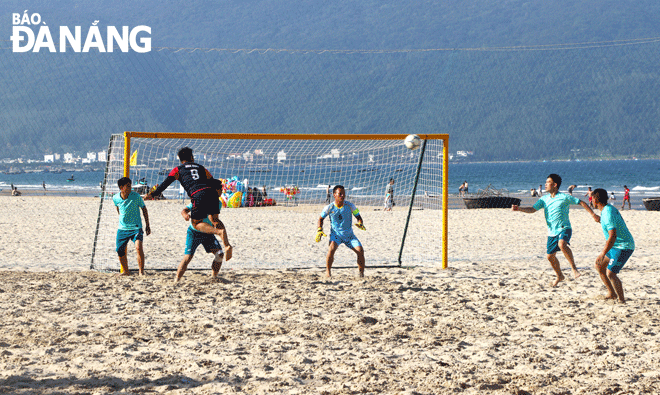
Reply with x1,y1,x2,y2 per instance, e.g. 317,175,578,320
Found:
1,0,660,160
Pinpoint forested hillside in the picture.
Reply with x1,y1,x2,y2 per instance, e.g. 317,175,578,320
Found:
2,0,660,160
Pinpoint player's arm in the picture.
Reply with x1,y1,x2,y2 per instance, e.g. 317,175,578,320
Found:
141,206,151,236
181,207,191,221
597,228,616,265
354,214,366,230
512,205,536,213
315,217,327,242
116,206,120,215
578,200,600,223
146,169,178,199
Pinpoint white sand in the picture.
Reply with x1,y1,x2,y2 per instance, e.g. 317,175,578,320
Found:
1,196,659,394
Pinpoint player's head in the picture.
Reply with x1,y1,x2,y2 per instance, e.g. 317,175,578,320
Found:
117,177,132,189
592,188,608,207
333,185,346,204
178,147,194,163
546,174,562,192
624,185,627,189
389,178,395,184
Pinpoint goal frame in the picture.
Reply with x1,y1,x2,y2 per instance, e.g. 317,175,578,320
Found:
116,131,449,269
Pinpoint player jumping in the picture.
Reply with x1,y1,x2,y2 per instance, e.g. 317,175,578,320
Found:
145,147,232,260
316,185,366,278
175,179,229,282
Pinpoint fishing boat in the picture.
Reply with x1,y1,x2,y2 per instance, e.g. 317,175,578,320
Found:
66,174,75,182
642,197,660,211
463,184,521,209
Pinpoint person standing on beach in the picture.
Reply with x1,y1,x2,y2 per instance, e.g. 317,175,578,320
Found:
325,185,332,204
316,185,366,278
145,147,232,261
175,179,229,282
567,185,576,195
592,188,634,304
512,174,600,287
584,187,594,208
113,177,150,276
42,181,46,191
538,184,543,196
385,178,395,207
621,185,631,210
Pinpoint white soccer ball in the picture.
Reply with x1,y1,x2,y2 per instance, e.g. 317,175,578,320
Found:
404,134,421,150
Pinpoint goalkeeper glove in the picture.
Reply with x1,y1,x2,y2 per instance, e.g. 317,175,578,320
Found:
355,223,366,231
315,227,327,243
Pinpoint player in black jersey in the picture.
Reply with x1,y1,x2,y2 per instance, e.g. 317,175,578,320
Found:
146,147,232,260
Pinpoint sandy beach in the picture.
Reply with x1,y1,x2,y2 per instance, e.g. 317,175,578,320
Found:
1,195,659,394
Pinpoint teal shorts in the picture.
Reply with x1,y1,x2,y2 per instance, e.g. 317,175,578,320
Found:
185,227,222,256
116,228,144,256
330,232,362,250
547,228,572,255
606,248,633,274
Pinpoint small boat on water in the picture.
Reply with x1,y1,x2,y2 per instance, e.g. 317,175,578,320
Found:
642,197,660,211
463,196,521,209
463,184,521,209
66,174,75,182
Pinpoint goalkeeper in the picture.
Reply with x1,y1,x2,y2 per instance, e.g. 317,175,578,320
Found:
316,185,366,278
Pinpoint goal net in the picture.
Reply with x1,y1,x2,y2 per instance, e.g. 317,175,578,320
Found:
91,132,448,272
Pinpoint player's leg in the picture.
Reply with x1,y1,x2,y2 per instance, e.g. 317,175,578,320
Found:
325,241,339,277
200,233,224,278
558,238,580,279
349,246,365,278
176,228,201,282
209,249,223,278
627,198,631,210
547,253,565,287
348,237,365,278
605,249,632,303
116,230,132,276
595,255,616,299
546,235,565,286
134,229,146,276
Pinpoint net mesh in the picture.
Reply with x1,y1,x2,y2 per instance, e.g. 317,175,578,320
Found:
90,134,446,272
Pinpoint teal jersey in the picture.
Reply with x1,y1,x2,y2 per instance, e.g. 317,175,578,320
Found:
113,191,145,231
187,201,222,233
321,201,360,236
532,193,582,236
600,204,635,250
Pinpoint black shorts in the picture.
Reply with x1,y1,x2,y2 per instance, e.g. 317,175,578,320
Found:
190,188,220,220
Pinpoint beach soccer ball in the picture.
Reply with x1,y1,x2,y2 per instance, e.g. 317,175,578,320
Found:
404,134,422,150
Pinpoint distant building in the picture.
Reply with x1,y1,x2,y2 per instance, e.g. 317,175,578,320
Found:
98,151,107,162
44,154,55,163
87,152,97,161
54,153,61,161
63,153,74,163
277,151,287,163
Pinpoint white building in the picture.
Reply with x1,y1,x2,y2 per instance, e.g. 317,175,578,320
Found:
63,153,74,163
277,151,287,163
44,154,55,163
87,152,97,161
98,151,107,162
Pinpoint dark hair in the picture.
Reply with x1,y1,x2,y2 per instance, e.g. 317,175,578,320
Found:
178,147,194,162
333,185,345,194
389,178,394,183
117,177,132,188
547,174,562,188
593,188,608,205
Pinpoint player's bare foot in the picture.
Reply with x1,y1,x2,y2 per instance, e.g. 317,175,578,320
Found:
551,274,565,287
358,270,364,278
115,272,131,277
224,246,233,261
326,269,332,278
572,269,581,280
